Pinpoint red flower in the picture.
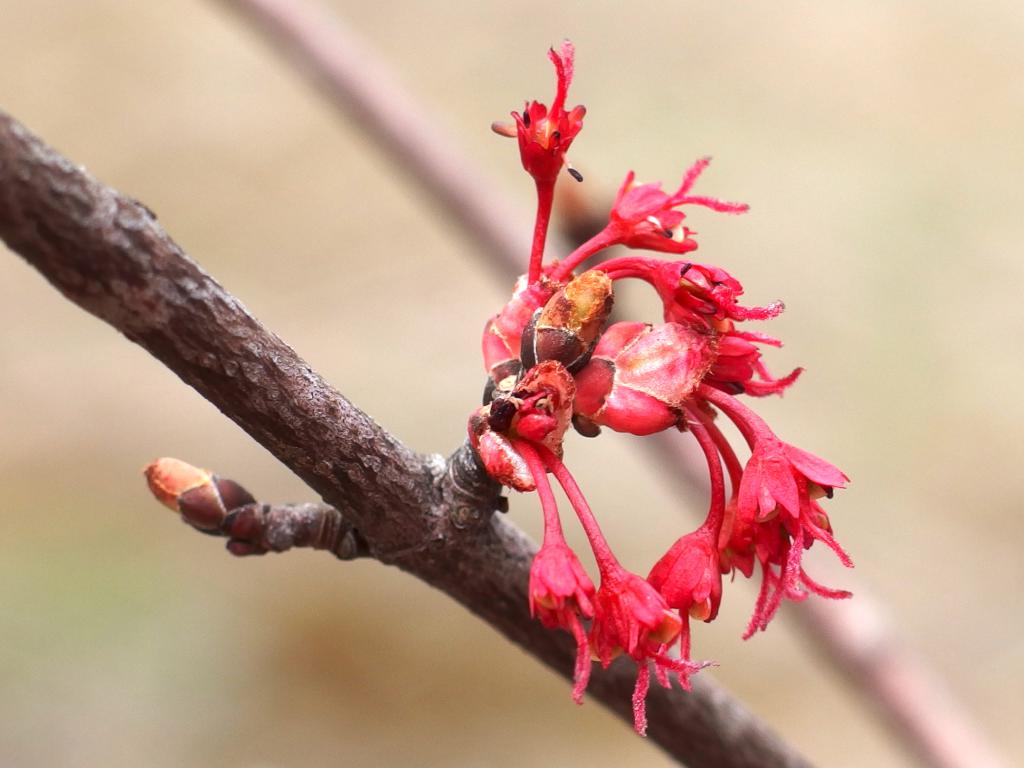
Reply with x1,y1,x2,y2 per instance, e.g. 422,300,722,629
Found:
733,493,853,638
548,160,750,282
514,440,597,703
589,567,708,735
493,41,586,185
529,539,596,703
648,525,723,656
608,160,748,253
738,436,848,522
529,540,595,629
698,384,852,635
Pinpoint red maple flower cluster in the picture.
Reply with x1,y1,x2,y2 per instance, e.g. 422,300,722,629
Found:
473,42,851,734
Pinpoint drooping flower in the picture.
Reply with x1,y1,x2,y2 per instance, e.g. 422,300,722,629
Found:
528,539,596,703
589,567,708,734
649,526,723,654
697,383,852,634
737,435,848,522
515,439,596,702
536,445,710,733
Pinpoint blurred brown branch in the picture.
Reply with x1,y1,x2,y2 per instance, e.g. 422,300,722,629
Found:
0,111,812,768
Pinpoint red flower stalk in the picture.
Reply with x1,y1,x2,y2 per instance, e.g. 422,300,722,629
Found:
515,440,596,702
551,159,748,281
494,41,586,285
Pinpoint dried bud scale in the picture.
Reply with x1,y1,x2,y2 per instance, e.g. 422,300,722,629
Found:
469,42,851,732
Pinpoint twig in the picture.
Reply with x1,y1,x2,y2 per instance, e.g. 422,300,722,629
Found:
0,110,812,768
206,3,1010,766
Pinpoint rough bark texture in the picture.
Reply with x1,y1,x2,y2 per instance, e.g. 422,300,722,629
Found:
0,110,811,768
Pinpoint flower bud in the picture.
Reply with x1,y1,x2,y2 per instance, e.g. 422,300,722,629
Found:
143,457,255,531
521,270,613,372
573,321,715,435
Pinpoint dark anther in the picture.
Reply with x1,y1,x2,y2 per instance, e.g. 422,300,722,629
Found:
488,397,517,433
482,377,497,405
680,263,693,277
824,486,835,499
552,130,561,143
663,228,674,238
522,111,531,127
572,413,602,438
567,167,584,182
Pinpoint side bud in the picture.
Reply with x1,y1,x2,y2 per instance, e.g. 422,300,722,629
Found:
521,270,613,373
143,457,255,531
573,322,716,436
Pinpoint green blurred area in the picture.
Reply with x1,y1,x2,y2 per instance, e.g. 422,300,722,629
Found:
2,1,1022,766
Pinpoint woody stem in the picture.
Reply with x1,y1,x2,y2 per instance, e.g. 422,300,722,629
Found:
536,445,620,575
527,180,555,285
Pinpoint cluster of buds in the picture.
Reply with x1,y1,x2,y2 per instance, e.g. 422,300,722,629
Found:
474,42,851,734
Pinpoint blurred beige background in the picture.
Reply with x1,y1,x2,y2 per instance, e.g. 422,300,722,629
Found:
2,2,1022,766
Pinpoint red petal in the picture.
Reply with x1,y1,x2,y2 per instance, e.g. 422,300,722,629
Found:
784,444,849,489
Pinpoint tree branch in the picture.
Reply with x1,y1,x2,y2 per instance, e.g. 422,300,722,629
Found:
0,110,811,768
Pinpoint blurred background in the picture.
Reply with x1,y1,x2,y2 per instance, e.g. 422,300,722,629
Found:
2,1,1022,766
